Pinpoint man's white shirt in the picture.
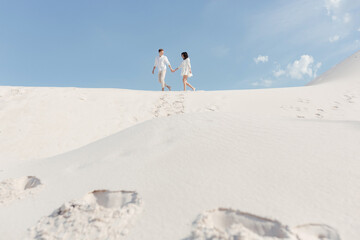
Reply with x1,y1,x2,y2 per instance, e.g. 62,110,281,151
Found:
154,55,170,72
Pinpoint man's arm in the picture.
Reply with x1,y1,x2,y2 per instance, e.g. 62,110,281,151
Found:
165,57,175,72
153,57,158,74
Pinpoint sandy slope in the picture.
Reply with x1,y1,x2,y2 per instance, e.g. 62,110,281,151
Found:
0,50,359,239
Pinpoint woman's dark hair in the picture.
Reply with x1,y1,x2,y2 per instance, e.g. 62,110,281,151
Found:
181,52,188,59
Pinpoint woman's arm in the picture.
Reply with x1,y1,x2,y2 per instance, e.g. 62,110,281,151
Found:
173,61,183,72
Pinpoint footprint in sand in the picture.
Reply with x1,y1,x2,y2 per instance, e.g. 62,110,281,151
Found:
293,224,341,240
187,208,340,240
315,109,325,119
0,176,42,205
154,94,185,117
188,208,297,240
10,87,26,97
27,190,143,240
281,103,310,119
331,103,340,110
297,98,310,104
205,105,219,112
343,94,355,103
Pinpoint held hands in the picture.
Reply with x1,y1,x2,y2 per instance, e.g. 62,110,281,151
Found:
169,65,177,73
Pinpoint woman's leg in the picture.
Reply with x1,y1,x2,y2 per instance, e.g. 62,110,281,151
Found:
183,75,188,91
186,82,195,91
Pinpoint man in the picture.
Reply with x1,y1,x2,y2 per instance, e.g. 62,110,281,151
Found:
152,49,174,91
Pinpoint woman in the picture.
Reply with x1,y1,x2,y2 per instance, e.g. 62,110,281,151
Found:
172,52,196,91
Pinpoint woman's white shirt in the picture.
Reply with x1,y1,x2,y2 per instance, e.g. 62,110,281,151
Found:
179,58,192,77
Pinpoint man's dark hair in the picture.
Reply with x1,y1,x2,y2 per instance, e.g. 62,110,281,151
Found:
181,52,188,59
159,49,164,53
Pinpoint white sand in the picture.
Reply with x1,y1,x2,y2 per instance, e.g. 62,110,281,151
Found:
0,51,359,239
189,208,297,239
26,190,142,240
0,176,42,205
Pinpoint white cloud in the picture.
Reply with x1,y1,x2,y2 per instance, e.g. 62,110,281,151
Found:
329,35,340,42
254,55,269,64
287,55,322,79
268,55,322,82
273,69,286,77
272,62,286,78
324,0,352,24
357,27,360,32
343,13,351,23
252,79,273,87
325,0,341,15
315,62,322,74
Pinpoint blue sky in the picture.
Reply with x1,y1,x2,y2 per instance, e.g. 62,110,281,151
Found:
0,0,359,91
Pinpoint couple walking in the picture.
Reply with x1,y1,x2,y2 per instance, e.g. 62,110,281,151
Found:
152,49,196,91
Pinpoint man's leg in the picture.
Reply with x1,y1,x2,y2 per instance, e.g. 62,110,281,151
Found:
158,71,165,91
160,70,170,91
163,70,171,91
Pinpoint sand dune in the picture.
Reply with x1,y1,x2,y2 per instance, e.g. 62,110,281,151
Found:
308,50,360,86
0,51,359,239
2,112,358,239
1,53,359,163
